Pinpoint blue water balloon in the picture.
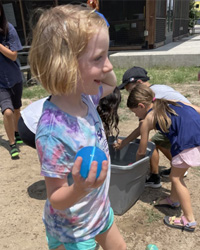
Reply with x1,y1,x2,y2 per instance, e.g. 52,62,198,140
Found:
75,146,107,179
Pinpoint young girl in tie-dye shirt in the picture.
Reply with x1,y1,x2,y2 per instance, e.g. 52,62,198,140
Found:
29,4,126,250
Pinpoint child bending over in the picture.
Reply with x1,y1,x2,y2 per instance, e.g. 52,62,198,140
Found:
127,84,200,232
29,4,126,250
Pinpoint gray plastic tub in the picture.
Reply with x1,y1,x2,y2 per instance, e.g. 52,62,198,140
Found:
108,138,155,215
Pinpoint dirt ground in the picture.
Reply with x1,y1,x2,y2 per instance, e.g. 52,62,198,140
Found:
0,82,200,250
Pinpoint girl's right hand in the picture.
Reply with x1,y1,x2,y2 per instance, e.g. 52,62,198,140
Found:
113,139,123,150
72,157,108,192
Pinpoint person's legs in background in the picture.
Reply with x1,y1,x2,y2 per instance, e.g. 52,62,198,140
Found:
164,147,200,230
145,132,170,188
0,83,23,159
14,108,23,144
158,145,172,177
145,132,172,188
145,148,162,188
163,165,196,231
3,107,19,159
11,82,23,145
3,108,16,145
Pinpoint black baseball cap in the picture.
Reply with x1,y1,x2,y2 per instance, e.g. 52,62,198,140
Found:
118,66,150,90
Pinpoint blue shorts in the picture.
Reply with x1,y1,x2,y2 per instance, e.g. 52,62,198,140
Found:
46,207,114,250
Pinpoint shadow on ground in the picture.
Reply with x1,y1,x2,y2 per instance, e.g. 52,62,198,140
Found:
27,180,47,200
0,135,9,151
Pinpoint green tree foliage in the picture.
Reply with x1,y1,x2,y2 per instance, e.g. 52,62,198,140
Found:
189,0,199,28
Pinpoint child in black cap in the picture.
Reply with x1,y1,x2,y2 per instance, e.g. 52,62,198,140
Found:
118,66,150,91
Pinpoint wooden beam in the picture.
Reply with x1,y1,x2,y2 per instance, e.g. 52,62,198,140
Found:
145,0,156,49
19,0,27,45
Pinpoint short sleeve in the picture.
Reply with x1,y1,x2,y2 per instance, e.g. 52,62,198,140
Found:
36,134,73,178
7,23,23,52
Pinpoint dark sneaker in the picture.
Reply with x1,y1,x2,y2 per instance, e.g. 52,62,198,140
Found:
15,132,23,144
145,174,162,188
10,144,19,159
160,168,171,178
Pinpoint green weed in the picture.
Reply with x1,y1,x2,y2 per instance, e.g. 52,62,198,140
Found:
144,207,163,224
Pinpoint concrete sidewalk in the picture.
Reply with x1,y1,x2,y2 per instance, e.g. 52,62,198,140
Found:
110,34,200,68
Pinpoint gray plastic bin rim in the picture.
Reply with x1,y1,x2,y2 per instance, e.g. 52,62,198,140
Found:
111,155,150,170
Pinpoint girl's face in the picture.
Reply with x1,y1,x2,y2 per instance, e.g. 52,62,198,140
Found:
130,103,147,119
78,27,113,95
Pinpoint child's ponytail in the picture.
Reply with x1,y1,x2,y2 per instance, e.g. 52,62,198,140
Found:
153,99,179,133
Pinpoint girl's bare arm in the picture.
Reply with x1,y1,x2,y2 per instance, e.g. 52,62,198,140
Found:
0,43,18,61
113,120,143,150
136,114,154,161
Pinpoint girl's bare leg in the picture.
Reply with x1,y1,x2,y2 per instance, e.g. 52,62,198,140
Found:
157,145,172,161
170,166,195,222
95,221,126,250
150,148,159,174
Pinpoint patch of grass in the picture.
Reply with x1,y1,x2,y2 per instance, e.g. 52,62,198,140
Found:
148,66,199,84
115,66,199,86
22,84,48,99
115,68,126,86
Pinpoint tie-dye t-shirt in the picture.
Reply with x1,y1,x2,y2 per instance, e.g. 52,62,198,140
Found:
36,87,111,243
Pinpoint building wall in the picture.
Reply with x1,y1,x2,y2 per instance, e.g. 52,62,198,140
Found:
155,0,167,44
173,0,190,40
2,0,190,49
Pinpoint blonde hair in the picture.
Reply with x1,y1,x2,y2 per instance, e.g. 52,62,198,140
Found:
29,4,107,95
127,84,179,132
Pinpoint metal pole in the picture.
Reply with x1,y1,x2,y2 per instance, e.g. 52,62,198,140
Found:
19,0,27,45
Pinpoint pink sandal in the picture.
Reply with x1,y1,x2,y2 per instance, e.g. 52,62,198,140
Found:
153,196,180,208
164,215,197,232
